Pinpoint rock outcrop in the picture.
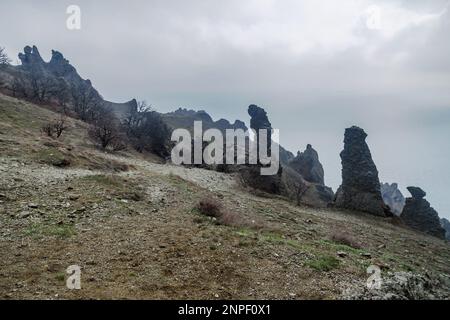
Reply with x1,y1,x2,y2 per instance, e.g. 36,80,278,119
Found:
334,126,389,216
1,46,136,119
248,104,272,160
237,105,333,207
401,187,445,239
441,218,450,241
162,108,247,134
381,183,405,216
288,144,325,185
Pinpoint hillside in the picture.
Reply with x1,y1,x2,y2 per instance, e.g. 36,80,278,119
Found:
1,93,449,299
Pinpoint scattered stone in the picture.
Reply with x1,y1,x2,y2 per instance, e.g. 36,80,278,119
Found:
18,211,31,219
28,203,38,209
69,194,80,201
342,271,449,300
360,252,372,258
337,251,348,258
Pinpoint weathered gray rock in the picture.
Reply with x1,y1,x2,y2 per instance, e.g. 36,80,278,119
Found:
18,45,45,66
334,126,389,216
237,105,333,207
407,187,426,199
342,271,450,300
441,218,450,241
248,104,272,160
381,183,405,216
288,144,325,185
401,187,445,239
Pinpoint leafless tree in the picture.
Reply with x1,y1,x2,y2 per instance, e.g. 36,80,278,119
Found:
71,83,103,122
122,100,171,156
11,77,28,98
53,116,68,138
28,66,60,104
0,47,11,65
88,108,125,151
40,116,68,139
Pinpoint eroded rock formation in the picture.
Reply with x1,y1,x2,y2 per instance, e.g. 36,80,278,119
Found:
334,126,389,216
3,46,136,119
288,144,325,185
401,187,445,239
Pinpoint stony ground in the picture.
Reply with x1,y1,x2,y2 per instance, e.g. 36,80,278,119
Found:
1,94,449,300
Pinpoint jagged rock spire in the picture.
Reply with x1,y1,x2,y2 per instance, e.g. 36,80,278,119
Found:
288,144,325,185
334,126,389,216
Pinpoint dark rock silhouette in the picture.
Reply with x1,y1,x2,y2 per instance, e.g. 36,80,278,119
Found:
18,45,45,66
162,108,247,134
441,218,450,241
381,183,405,216
334,126,388,216
238,105,333,207
248,104,272,160
9,46,136,119
401,187,445,239
288,144,325,185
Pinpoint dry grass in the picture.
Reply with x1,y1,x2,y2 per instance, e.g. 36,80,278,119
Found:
196,198,266,230
329,231,362,249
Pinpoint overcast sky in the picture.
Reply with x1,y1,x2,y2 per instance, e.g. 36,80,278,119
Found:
1,0,449,218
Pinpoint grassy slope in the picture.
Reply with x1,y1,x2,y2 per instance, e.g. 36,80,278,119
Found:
0,94,449,300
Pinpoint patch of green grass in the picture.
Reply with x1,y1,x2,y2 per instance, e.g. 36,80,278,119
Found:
25,222,76,239
83,174,122,187
307,255,340,272
234,227,255,238
318,239,363,255
55,272,66,282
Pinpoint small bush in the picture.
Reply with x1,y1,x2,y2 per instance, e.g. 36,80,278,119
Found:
41,123,55,137
40,117,68,139
195,198,245,227
330,231,362,249
197,198,223,218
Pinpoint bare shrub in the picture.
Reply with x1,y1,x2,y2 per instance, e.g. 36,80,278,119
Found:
88,109,125,152
197,198,223,218
330,231,362,249
41,116,68,139
123,100,171,157
195,198,263,229
41,123,55,137
53,116,68,138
